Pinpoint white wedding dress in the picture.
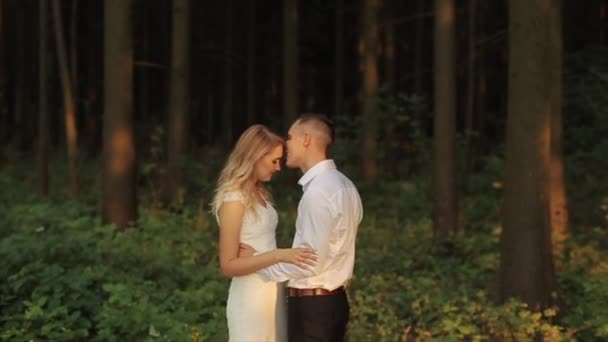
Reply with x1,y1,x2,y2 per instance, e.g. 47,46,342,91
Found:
217,191,287,342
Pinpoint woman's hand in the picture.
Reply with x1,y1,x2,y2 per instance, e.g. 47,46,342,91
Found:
276,248,318,269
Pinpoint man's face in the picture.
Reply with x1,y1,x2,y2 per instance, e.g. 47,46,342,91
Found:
285,123,305,169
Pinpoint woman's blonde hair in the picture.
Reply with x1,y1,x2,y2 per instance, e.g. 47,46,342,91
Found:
211,124,284,217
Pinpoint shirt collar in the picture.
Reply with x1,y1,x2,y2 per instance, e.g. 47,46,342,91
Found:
297,159,336,191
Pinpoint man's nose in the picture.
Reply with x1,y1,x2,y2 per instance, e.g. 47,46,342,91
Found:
275,163,281,171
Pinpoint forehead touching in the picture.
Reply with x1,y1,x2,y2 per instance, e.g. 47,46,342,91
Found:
267,144,284,158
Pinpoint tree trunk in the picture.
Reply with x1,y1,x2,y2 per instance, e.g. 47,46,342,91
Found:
137,1,150,123
500,0,559,310
433,0,458,238
383,0,395,89
164,0,190,206
0,0,6,156
247,0,256,125
283,0,298,131
548,1,568,252
223,0,233,144
414,0,426,96
102,0,137,230
600,0,607,44
334,0,344,117
361,0,379,182
84,1,101,157
474,0,487,154
462,0,477,194
464,0,476,147
14,6,27,152
38,0,50,196
71,0,78,103
52,0,80,196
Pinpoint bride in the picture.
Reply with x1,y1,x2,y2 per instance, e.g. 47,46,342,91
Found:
211,124,317,341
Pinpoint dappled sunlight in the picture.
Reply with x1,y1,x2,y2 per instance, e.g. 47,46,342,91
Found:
110,129,135,174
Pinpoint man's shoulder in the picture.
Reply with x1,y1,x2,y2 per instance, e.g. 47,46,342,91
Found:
307,169,358,195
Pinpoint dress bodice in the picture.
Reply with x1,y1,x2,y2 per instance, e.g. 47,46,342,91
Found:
217,191,279,252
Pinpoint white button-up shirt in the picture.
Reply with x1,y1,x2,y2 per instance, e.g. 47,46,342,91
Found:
258,159,363,291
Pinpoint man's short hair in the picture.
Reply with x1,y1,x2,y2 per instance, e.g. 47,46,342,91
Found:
295,114,335,148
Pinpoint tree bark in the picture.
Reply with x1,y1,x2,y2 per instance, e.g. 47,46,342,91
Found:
462,0,477,194
361,0,379,182
548,0,568,252
38,0,50,196
500,0,559,310
70,0,78,103
137,1,150,123
414,0,426,96
383,0,395,89
165,0,190,205
102,0,137,229
0,0,6,156
433,0,458,238
52,0,80,196
247,0,256,125
465,0,476,147
283,0,298,131
600,0,607,44
84,1,101,157
334,0,344,117
223,0,233,144
14,5,27,151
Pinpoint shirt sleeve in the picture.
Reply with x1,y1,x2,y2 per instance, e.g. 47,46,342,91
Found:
257,190,336,282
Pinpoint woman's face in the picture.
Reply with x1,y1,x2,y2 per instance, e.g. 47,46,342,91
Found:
253,144,283,182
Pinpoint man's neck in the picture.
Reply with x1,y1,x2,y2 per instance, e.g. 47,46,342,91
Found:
300,155,328,174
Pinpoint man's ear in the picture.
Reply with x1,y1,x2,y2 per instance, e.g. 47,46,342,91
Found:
303,133,311,147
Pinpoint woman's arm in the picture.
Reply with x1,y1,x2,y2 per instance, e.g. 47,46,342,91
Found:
218,201,316,277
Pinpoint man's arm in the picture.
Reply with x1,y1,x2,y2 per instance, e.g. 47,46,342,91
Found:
258,191,336,282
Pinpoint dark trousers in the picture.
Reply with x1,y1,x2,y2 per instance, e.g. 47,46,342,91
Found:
287,290,349,342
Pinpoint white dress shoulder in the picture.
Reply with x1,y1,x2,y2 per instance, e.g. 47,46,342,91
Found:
217,191,287,342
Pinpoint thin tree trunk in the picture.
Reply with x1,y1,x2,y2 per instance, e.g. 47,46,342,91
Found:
549,0,568,251
103,0,137,229
464,0,476,146
223,0,233,144
500,0,558,310
38,0,50,196
475,0,487,153
334,0,344,117
433,0,458,238
462,0,477,193
414,0,425,96
383,0,395,89
138,2,150,121
165,0,190,205
85,1,101,157
283,0,298,131
600,0,607,44
0,0,6,154
14,6,26,151
361,0,379,182
247,0,256,125
70,0,77,101
52,0,79,196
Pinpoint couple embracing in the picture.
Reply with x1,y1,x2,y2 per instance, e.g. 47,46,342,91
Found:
211,114,363,342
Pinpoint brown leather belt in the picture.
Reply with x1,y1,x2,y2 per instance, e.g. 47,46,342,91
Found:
287,286,344,297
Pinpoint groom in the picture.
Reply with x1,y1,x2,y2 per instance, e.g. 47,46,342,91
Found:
246,114,363,341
